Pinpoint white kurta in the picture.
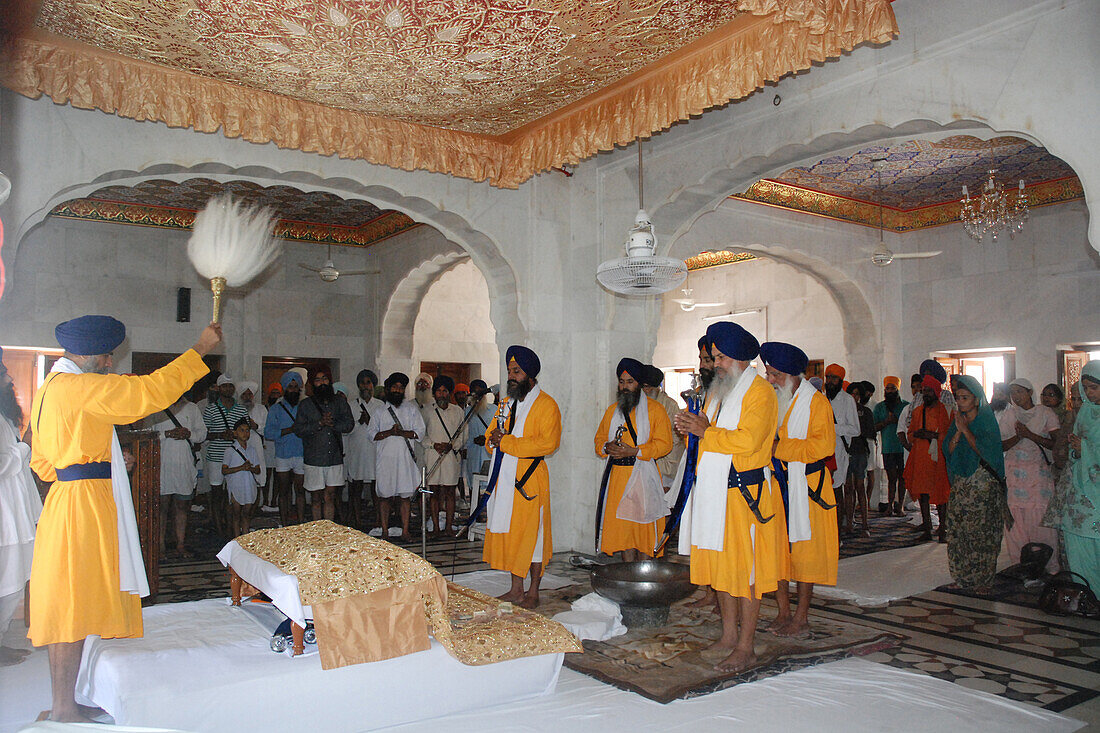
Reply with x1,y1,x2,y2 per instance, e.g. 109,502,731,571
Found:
0,416,42,598
420,402,468,486
250,403,272,465
147,401,208,497
345,396,386,482
830,390,859,483
365,401,426,498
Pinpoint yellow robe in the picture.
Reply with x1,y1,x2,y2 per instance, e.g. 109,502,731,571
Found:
483,391,561,577
29,350,209,645
594,397,673,556
775,390,839,586
690,376,783,599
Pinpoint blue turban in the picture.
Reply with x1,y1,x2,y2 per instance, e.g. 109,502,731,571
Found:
642,364,664,388
384,372,409,389
697,335,710,353
435,375,455,393
55,315,126,355
919,359,947,385
706,322,759,361
356,369,378,387
506,345,540,378
616,358,645,383
760,341,808,376
469,379,488,392
280,370,303,390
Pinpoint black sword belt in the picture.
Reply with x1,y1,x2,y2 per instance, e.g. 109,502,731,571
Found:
778,458,837,511
727,466,774,524
609,456,637,467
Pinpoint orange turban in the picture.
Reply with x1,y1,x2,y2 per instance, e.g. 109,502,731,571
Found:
454,383,470,393
922,374,943,398
825,363,846,379
267,383,282,394
883,376,901,389
842,380,850,390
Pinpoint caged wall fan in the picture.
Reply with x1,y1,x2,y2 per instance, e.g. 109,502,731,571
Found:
596,141,688,295
869,158,941,267
298,244,379,282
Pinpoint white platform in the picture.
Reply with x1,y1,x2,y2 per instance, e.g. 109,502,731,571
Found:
75,599,564,733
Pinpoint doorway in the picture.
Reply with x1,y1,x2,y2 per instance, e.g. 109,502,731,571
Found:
932,349,1015,400
420,361,475,403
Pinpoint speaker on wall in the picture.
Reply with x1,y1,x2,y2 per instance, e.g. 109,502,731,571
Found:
176,287,191,323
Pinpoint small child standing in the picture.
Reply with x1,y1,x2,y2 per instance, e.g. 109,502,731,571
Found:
223,416,261,538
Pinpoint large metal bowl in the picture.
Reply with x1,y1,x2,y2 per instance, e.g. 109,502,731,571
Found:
589,561,694,608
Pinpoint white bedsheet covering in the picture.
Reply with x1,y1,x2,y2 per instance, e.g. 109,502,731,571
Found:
75,599,564,733
382,658,1084,733
215,540,312,627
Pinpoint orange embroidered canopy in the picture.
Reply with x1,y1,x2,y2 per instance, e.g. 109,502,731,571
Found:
2,0,897,188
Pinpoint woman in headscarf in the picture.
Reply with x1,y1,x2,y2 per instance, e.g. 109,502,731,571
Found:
1061,362,1100,593
943,375,1008,591
1043,382,1080,570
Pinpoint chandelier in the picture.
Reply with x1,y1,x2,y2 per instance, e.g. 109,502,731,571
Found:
960,168,1028,242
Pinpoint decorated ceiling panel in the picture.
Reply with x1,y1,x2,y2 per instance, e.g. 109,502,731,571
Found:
49,179,419,247
735,136,1083,232
4,1,900,186
35,0,742,136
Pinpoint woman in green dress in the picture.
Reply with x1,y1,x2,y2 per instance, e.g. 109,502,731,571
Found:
943,375,1008,591
1061,361,1100,592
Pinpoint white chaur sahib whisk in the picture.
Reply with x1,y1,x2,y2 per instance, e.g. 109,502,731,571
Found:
186,194,282,323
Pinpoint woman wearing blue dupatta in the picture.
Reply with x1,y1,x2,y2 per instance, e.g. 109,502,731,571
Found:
1061,361,1100,592
943,375,1008,590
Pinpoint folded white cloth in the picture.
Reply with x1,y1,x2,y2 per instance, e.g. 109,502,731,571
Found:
551,592,627,641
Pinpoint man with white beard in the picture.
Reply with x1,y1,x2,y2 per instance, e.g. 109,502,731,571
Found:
761,342,837,638
674,322,782,673
366,372,425,541
823,363,859,533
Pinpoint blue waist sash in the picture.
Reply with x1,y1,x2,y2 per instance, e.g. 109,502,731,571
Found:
56,461,112,481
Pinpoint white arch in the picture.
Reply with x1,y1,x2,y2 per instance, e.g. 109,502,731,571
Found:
378,251,469,372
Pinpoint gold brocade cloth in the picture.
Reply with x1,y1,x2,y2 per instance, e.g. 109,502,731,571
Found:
235,521,579,670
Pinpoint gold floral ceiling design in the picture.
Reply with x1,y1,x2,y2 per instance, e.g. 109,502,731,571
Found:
735,136,1083,232
49,179,419,247
2,0,899,187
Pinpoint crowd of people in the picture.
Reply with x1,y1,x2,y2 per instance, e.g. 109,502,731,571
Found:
1,312,1099,718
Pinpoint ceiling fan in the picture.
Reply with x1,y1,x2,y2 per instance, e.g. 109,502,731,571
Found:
298,244,379,282
868,158,942,267
672,287,726,312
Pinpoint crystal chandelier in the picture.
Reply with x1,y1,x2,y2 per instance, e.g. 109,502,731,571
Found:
960,168,1028,242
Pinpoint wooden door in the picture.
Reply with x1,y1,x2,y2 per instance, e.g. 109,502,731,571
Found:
1063,350,1087,393
419,362,473,402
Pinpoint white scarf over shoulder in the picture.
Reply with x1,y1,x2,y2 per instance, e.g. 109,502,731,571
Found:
486,385,541,533
608,395,666,524
783,378,817,543
51,358,149,597
680,367,760,554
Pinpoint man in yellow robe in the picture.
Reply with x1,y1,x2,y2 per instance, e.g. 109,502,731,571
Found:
483,345,561,609
675,322,781,673
762,341,838,638
594,358,673,560
29,315,219,722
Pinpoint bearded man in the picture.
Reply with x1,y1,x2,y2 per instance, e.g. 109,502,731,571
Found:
344,369,384,530
0,347,42,667
421,375,466,536
202,374,249,535
366,373,425,541
874,377,909,516
293,366,353,523
674,322,782,673
264,371,306,526
29,316,219,722
904,375,952,542
762,342,837,638
640,364,684,493
594,358,673,561
824,364,859,533
484,346,561,609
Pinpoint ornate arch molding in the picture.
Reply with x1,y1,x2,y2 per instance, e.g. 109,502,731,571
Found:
10,163,525,338
378,251,469,366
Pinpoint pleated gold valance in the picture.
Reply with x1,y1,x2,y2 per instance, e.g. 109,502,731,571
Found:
1,0,898,188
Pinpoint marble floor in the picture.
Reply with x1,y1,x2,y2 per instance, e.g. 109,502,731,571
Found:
3,522,1099,732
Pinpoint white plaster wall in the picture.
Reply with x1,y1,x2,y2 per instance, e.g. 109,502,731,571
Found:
654,259,847,371
411,260,499,380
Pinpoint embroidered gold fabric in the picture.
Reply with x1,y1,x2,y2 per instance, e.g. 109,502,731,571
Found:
236,520,579,667
2,1,897,187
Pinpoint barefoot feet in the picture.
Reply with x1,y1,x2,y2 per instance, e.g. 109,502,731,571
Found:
714,647,757,673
